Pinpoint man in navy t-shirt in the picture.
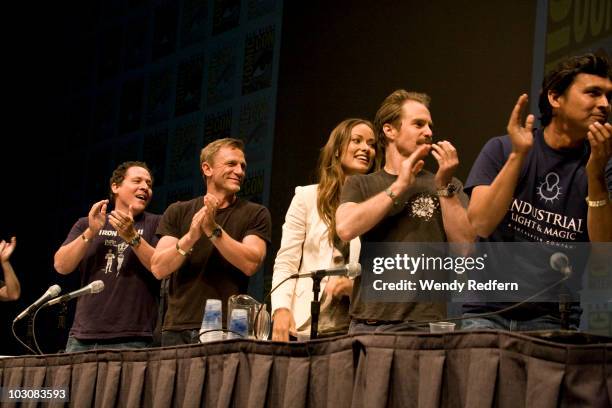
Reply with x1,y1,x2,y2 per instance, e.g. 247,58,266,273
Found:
463,53,612,331
54,161,161,351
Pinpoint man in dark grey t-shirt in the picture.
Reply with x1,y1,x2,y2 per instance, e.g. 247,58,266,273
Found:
336,89,475,333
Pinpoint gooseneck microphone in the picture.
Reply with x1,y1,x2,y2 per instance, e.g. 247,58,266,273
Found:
44,280,105,307
550,252,573,330
291,262,362,279
14,284,62,322
12,284,62,354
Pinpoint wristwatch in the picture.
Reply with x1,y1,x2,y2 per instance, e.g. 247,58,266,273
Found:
207,225,222,242
437,182,460,197
128,234,141,248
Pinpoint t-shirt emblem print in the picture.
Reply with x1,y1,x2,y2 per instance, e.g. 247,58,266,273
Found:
410,193,439,221
537,172,562,205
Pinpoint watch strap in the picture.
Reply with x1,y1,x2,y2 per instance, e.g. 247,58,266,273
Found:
128,234,141,247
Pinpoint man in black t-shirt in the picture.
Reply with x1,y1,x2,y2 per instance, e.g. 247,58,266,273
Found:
337,89,475,333
152,138,271,346
463,54,612,330
54,161,161,352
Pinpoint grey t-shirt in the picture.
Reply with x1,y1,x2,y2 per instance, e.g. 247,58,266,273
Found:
341,169,468,322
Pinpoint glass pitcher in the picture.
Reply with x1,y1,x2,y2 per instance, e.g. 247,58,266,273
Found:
227,294,271,340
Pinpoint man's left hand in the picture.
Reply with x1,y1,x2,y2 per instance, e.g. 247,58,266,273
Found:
431,140,459,189
109,205,138,243
586,122,612,177
201,194,219,237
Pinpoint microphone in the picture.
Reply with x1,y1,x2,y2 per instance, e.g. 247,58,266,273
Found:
291,262,361,279
44,280,105,306
550,252,572,278
550,252,573,330
14,284,62,322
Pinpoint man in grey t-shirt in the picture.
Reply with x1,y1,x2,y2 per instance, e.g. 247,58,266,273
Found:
336,89,475,333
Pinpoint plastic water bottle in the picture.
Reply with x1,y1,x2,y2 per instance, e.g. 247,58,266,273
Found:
227,309,248,339
199,299,223,343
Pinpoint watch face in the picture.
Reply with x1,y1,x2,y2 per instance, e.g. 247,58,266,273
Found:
129,235,141,246
212,227,222,237
448,184,457,194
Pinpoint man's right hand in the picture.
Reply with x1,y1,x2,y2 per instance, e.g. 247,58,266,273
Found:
396,144,430,190
507,93,535,155
272,308,295,342
187,204,208,242
0,237,16,263
87,199,109,235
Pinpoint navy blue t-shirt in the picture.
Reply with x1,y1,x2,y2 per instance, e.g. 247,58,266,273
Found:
463,129,612,318
63,211,161,339
466,128,597,243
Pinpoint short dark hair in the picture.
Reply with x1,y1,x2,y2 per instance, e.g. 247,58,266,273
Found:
108,161,152,203
538,53,612,126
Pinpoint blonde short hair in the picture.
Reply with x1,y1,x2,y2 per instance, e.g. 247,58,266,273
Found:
199,138,245,168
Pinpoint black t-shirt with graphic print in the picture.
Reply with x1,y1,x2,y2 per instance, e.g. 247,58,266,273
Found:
341,169,468,322
62,211,161,340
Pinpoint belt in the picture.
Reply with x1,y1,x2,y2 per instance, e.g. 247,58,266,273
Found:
355,319,402,326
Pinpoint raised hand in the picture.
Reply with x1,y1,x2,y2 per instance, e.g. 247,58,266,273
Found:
431,140,459,189
0,237,16,262
397,144,430,189
88,199,109,235
109,205,138,242
507,94,535,155
586,122,612,176
201,194,219,236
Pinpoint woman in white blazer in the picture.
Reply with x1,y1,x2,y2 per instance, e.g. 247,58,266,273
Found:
272,119,382,341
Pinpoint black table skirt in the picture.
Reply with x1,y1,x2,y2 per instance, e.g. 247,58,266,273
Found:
1,330,610,407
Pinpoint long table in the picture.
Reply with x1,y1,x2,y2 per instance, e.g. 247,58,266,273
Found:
1,330,610,407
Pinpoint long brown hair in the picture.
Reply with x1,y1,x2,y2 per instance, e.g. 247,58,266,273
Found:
316,118,382,244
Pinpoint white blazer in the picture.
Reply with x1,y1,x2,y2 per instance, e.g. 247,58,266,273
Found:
272,184,359,332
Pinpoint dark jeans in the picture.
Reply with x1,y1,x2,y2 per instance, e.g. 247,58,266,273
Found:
161,329,200,346
461,312,580,331
65,336,152,353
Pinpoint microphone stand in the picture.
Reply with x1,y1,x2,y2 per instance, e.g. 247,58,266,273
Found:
559,291,571,331
11,317,38,355
309,275,323,340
